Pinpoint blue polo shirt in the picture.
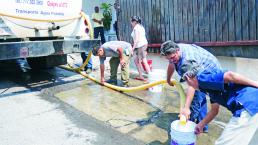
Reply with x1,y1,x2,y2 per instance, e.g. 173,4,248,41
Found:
197,69,258,117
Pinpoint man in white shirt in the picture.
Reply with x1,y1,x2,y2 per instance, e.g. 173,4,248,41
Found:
92,6,106,44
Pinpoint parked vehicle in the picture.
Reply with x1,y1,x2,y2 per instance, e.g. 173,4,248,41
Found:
0,0,99,69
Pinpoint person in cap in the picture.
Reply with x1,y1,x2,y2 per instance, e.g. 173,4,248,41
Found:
180,60,258,145
92,41,132,87
160,40,222,132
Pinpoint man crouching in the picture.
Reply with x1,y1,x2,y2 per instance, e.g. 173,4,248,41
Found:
92,41,132,87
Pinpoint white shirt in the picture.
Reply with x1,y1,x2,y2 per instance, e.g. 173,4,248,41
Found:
131,24,148,48
92,13,104,28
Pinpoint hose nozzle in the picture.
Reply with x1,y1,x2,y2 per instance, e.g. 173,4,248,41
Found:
179,115,187,125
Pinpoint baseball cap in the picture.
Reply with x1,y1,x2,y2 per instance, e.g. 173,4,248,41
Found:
181,60,202,81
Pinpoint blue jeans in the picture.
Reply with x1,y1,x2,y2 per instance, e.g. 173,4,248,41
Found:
190,90,208,131
81,52,92,69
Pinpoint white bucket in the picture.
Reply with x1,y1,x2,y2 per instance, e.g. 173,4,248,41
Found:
148,69,166,93
170,120,196,145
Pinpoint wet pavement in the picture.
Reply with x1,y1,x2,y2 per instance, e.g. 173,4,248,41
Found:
0,54,258,145
0,59,144,145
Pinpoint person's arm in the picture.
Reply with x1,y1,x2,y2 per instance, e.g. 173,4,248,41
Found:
92,18,99,23
224,71,258,88
100,63,105,84
181,86,196,119
195,103,219,134
117,47,126,68
132,29,140,50
92,14,99,23
92,14,102,24
99,57,106,84
167,63,175,86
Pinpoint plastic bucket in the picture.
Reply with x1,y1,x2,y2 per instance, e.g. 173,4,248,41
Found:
141,59,152,72
148,69,166,93
170,120,196,145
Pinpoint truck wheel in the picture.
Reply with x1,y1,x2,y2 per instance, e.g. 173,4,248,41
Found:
27,55,67,69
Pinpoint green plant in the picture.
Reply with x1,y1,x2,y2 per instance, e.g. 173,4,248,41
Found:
100,3,112,31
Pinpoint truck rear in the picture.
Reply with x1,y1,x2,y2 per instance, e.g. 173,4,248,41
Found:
0,0,99,69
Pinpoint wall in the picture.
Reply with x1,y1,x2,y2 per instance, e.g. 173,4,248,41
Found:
118,0,258,43
117,0,258,58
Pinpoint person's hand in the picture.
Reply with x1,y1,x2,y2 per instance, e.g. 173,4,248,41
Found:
167,80,174,86
180,107,191,120
120,59,126,68
195,122,205,135
254,81,258,88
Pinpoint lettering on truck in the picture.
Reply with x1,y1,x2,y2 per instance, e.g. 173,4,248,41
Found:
15,0,44,5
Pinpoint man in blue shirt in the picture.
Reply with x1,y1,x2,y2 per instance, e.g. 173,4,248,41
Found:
180,61,258,145
160,41,222,132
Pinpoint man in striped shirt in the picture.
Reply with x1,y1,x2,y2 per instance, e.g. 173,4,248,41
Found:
160,40,221,132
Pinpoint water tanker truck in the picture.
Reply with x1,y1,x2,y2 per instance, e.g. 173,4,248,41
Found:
0,0,99,69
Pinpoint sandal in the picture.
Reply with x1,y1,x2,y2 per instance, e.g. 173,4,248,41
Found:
134,76,148,84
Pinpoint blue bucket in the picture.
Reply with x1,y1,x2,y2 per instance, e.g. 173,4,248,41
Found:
170,120,196,145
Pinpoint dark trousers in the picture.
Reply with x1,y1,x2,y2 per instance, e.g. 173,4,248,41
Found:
94,27,106,44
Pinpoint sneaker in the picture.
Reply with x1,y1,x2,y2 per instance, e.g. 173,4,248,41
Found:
122,83,129,87
85,68,92,74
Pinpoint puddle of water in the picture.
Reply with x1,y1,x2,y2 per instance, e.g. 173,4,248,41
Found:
55,80,223,144
56,81,182,144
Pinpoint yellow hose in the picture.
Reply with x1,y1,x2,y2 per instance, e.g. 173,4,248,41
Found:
66,11,95,72
60,64,186,108
174,82,186,111
68,51,93,72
